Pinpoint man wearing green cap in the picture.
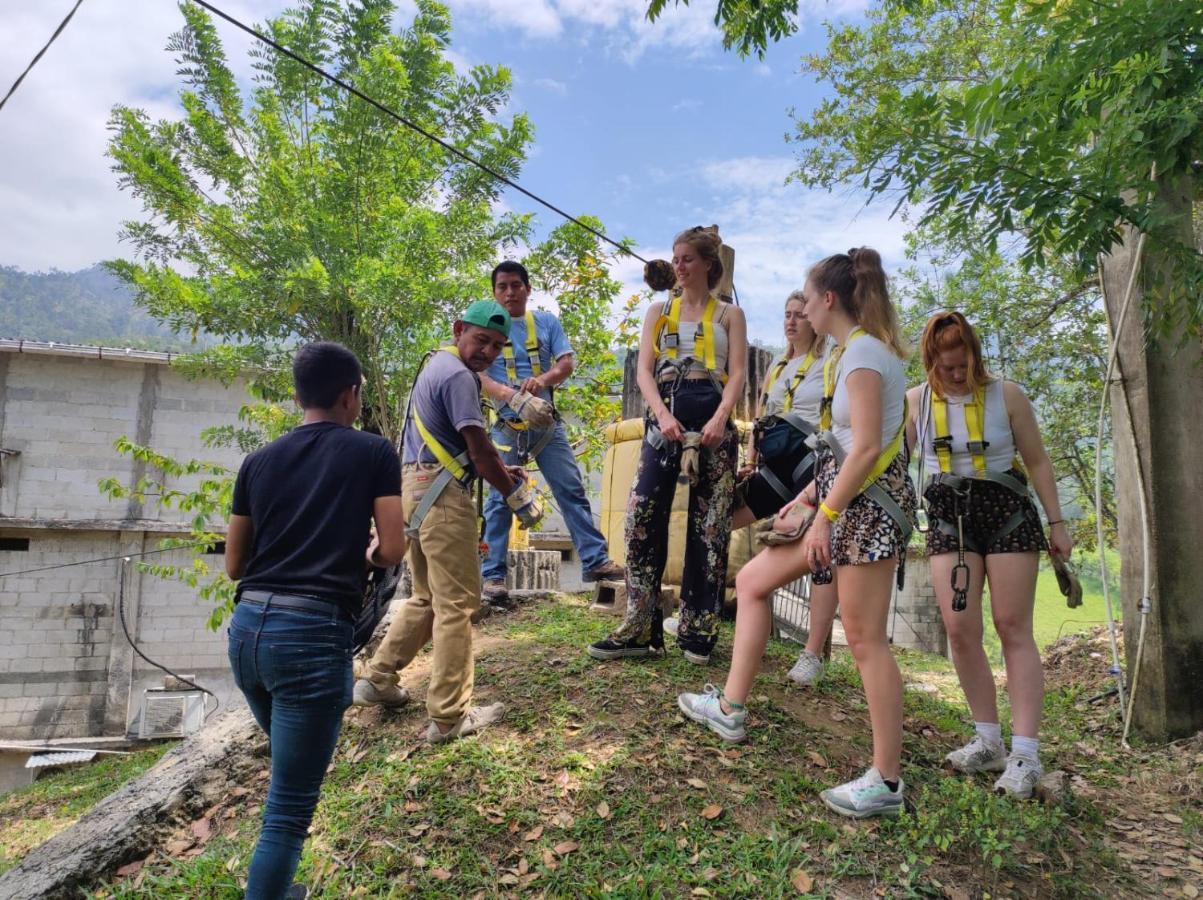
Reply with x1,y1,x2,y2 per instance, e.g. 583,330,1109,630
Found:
353,300,544,742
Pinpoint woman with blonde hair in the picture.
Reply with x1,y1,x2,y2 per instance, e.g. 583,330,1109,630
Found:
678,248,915,819
907,311,1072,798
588,227,747,665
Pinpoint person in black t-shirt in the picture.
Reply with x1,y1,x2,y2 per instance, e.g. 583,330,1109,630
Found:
225,342,404,900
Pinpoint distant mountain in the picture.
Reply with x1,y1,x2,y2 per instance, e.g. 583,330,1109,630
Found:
0,264,202,350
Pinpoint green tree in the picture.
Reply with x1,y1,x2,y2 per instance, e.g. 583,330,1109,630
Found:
101,0,631,624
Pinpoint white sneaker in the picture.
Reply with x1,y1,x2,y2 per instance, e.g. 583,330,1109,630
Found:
787,650,825,686
424,702,506,744
993,754,1042,799
944,735,1007,774
677,684,746,742
664,616,679,637
820,767,904,819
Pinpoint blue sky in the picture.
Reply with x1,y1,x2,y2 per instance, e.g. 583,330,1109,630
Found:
0,0,908,342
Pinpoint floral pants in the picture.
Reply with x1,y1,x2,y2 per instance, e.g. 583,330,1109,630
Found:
610,381,738,654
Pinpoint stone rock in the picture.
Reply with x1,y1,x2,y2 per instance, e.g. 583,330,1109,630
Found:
1035,769,1072,807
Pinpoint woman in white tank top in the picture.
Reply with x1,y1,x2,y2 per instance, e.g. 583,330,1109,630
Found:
905,311,1073,799
678,248,915,820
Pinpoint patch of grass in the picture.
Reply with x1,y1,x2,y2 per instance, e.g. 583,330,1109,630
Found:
0,743,172,874
88,598,1157,898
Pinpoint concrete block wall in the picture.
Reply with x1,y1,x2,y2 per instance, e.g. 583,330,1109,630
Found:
0,529,237,740
0,532,116,739
891,548,948,656
0,352,247,521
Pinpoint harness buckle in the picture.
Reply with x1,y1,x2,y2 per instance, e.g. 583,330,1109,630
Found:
932,434,954,454
965,439,991,454
662,332,679,349
916,506,930,534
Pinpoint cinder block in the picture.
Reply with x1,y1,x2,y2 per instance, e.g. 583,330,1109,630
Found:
590,580,626,617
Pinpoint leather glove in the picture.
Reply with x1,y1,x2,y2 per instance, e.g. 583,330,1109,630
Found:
678,431,703,487
507,389,556,428
505,478,546,529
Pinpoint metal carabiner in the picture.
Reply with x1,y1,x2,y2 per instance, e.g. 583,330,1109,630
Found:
951,509,969,612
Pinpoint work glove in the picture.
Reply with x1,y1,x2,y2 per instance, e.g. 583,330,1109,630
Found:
505,477,546,530
507,389,556,429
678,431,703,487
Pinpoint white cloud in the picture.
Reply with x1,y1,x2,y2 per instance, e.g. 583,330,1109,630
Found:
0,1,292,272
610,155,910,343
532,76,569,95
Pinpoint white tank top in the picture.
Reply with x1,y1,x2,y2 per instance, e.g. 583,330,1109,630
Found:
658,311,730,376
920,379,1015,476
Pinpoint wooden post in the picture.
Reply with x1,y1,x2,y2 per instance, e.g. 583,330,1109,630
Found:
1100,173,1203,742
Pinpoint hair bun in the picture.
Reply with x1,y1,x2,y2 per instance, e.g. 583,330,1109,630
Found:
643,259,677,292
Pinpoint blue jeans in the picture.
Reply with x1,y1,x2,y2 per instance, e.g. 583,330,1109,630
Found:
227,598,353,900
481,420,610,582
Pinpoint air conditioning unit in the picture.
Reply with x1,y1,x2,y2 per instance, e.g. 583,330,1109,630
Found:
136,689,205,739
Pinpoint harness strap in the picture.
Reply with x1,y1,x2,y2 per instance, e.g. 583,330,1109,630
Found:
498,418,558,462
406,346,474,537
809,419,912,544
931,385,988,476
502,309,542,384
758,465,794,502
654,295,728,385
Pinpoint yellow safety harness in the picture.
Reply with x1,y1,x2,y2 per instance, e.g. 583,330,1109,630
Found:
918,381,1032,611
501,309,542,385
931,386,988,476
405,346,474,537
653,295,728,384
819,328,907,491
762,347,819,412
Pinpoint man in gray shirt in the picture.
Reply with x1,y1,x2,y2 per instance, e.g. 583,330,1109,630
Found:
354,301,544,743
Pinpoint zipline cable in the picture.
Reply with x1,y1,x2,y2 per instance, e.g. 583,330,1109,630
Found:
0,0,86,114
0,539,218,579
185,0,648,265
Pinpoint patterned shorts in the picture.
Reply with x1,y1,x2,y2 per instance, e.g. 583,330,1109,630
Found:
812,451,916,583
922,470,1047,556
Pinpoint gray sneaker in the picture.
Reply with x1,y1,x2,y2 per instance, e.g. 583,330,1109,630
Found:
352,678,410,708
993,754,1042,799
424,702,505,744
677,684,746,742
787,650,825,686
944,735,1007,774
820,767,904,819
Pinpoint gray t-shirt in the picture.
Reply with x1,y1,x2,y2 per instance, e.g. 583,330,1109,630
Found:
402,349,486,467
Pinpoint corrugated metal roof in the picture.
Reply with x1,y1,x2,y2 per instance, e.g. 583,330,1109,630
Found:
24,750,97,769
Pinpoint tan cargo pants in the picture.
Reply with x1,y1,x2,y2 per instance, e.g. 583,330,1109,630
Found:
362,466,481,725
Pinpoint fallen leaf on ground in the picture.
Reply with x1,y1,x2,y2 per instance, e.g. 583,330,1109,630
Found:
554,841,579,856
191,818,212,841
1183,885,1199,899
791,868,814,893
830,711,848,722
691,889,711,897
596,801,611,820
1164,813,1185,825
806,750,828,768
165,839,194,856
115,860,145,878
542,849,558,869
703,867,719,882
431,868,452,881
523,825,544,842
701,804,723,820
498,874,520,886
686,778,707,789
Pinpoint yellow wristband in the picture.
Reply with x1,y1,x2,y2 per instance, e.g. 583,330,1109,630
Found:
819,501,841,523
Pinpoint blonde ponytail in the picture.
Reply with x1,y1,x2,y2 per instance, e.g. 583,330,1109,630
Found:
808,247,908,358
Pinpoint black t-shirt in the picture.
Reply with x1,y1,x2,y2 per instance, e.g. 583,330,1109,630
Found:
231,421,402,608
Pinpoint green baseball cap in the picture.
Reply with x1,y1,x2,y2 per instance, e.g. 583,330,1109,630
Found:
460,299,511,337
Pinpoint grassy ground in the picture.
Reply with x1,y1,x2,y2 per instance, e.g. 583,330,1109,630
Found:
978,551,1120,667
76,594,1200,899
0,743,171,874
